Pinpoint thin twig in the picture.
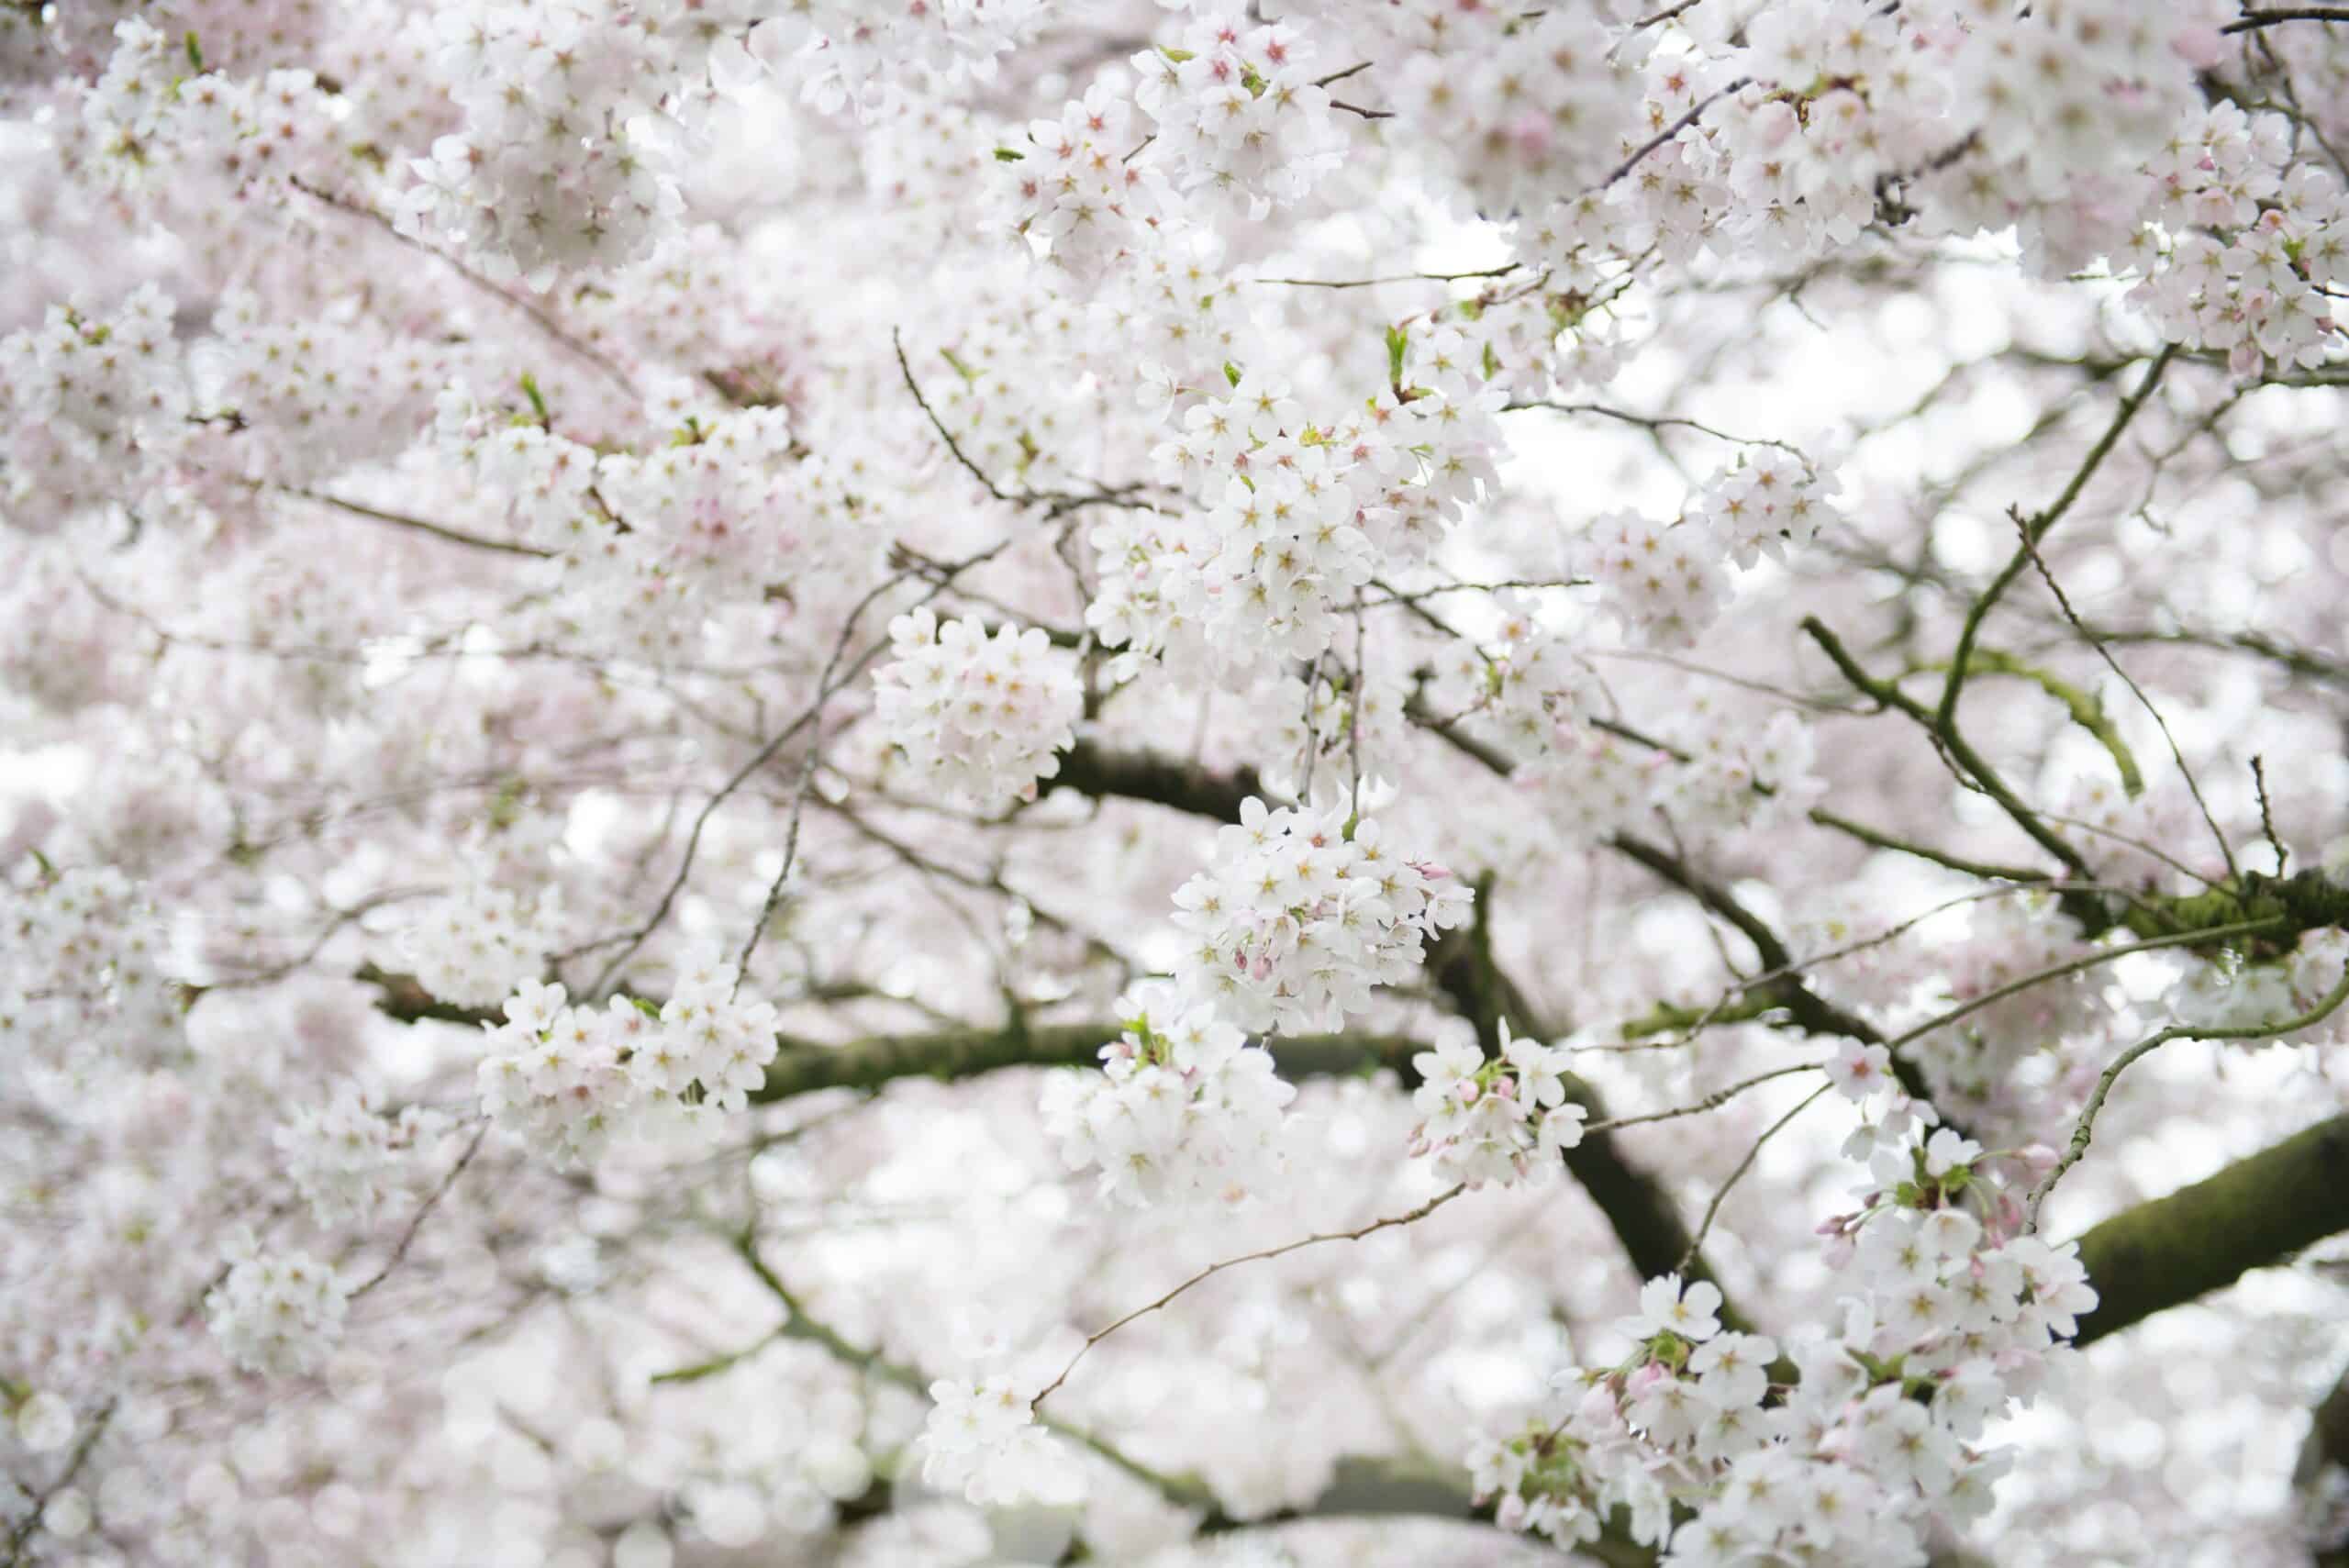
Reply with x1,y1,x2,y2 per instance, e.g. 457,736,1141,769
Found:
1584,1063,1827,1134
1030,1184,1470,1411
2221,6,2349,33
1595,79,1748,191
2009,502,2235,877
1681,1084,1831,1270
2029,963,2349,1225
276,485,559,558
349,1120,489,1298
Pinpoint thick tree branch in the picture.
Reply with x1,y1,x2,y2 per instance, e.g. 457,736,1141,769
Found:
2071,1112,2349,1348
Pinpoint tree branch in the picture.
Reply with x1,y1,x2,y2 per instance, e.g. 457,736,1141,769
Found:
2071,1112,2349,1347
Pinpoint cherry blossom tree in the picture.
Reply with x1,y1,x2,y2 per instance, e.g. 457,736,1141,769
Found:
7,2,2349,1565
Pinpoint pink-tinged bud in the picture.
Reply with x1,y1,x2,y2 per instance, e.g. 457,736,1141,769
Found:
1496,1494,1529,1530
2017,1142,2059,1175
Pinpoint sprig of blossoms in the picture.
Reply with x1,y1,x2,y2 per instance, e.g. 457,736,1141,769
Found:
1040,980,1296,1207
872,608,1084,810
474,951,778,1165
1169,796,1472,1033
1407,1019,1588,1188
1129,12,1346,220
918,1375,1083,1507
399,880,562,1013
205,1234,350,1377
273,1084,453,1229
1475,1124,2097,1566
398,0,732,284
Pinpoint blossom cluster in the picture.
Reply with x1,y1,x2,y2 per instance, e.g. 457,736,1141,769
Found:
1407,1019,1589,1188
1090,363,1506,678
918,1375,1080,1508
1129,14,1346,219
1169,797,1473,1034
2125,103,2346,375
1510,703,1823,849
273,1083,453,1229
0,283,185,535
1040,981,1296,1207
2164,926,2349,1046
81,19,340,196
1474,1126,2098,1566
474,952,777,1165
0,862,182,1106
872,608,1084,810
399,879,562,1013
396,1,723,284
205,1237,351,1377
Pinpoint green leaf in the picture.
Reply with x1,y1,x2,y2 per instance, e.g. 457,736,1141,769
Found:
993,147,1025,162
1223,361,1243,388
1384,324,1408,384
184,31,205,72
518,372,550,426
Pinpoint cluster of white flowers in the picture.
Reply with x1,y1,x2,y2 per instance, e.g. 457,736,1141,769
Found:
1687,450,1842,571
1407,1020,1588,1188
399,880,560,1012
2126,104,2346,376
192,290,451,484
0,862,182,1102
1581,510,1732,649
761,0,1044,118
206,1236,351,1377
1474,1125,2097,1565
872,608,1084,810
1170,796,1473,1034
918,1375,1082,1508
1510,703,1823,849
1391,8,1641,218
429,386,873,662
1006,81,1174,284
1041,981,1296,1207
2164,927,2349,1046
10,1388,77,1453
1130,13,1345,219
81,19,339,195
273,1083,452,1228
1092,364,1505,678
474,953,777,1165
1903,895,2098,1115
399,0,735,284
0,283,185,534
